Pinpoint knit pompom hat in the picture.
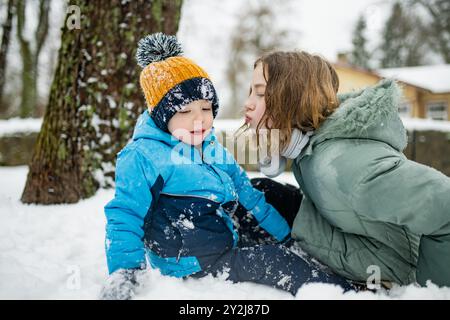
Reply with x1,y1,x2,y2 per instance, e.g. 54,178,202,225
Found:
136,33,219,131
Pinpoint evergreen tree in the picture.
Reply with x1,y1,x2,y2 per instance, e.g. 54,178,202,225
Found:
412,0,450,63
380,1,427,68
350,15,371,69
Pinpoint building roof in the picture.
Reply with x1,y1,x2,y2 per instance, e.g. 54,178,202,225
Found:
378,65,450,94
333,62,430,93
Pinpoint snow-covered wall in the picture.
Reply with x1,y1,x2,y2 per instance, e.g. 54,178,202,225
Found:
0,117,43,136
401,118,450,133
1,117,450,137
214,118,450,133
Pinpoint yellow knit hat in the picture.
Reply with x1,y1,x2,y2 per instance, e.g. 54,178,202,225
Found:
136,33,219,131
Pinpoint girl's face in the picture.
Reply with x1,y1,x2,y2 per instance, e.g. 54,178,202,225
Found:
168,99,214,146
244,62,267,129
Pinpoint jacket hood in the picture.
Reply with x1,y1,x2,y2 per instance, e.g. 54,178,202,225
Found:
132,110,174,145
302,79,408,158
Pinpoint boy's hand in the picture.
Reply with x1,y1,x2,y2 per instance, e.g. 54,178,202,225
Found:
99,268,142,300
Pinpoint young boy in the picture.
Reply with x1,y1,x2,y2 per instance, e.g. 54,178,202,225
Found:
99,33,353,300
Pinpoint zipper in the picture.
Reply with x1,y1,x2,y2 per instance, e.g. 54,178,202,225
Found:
159,191,221,204
163,139,235,204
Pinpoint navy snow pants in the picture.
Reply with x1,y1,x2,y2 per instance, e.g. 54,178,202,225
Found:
190,178,355,295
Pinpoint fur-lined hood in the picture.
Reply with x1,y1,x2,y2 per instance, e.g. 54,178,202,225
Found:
301,79,408,158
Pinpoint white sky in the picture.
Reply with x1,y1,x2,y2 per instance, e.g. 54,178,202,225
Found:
0,0,401,112
179,0,390,61
178,0,391,116
295,0,390,59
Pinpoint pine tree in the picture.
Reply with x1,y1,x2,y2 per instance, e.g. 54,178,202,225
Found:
350,15,371,69
413,0,450,63
21,0,183,204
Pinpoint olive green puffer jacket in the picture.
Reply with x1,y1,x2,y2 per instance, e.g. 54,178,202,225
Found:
291,79,450,287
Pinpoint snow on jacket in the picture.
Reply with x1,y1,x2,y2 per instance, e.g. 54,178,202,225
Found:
104,110,290,277
291,79,450,287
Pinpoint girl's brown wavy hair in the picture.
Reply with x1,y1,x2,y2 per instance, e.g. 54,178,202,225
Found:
255,51,340,151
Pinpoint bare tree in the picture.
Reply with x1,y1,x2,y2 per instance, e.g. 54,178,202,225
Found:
16,0,50,118
0,0,15,116
224,0,299,118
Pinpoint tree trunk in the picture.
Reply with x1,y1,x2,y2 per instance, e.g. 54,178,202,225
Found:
17,0,49,118
16,0,35,118
21,0,183,204
33,0,50,117
19,45,37,118
0,0,15,115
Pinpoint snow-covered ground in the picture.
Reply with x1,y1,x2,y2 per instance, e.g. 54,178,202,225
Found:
1,166,450,300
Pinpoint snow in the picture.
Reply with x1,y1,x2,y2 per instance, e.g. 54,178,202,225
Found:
1,114,449,140
1,166,450,299
378,65,450,94
401,118,450,133
180,218,195,230
214,119,244,134
0,117,43,136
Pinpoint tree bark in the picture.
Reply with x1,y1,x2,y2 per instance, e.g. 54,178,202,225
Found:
0,0,15,115
21,0,183,204
17,0,35,118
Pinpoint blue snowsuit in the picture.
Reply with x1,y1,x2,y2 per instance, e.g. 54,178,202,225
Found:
104,111,354,294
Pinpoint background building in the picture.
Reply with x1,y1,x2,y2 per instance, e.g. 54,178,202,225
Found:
335,60,450,121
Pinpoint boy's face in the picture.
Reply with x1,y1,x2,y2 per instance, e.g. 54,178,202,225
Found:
168,99,214,146
244,62,267,129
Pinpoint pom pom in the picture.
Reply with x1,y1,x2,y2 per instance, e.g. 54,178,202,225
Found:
136,32,183,68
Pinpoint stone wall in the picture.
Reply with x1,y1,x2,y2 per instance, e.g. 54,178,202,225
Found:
1,127,449,178
0,132,38,166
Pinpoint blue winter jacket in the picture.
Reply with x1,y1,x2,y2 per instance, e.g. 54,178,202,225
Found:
104,110,291,277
